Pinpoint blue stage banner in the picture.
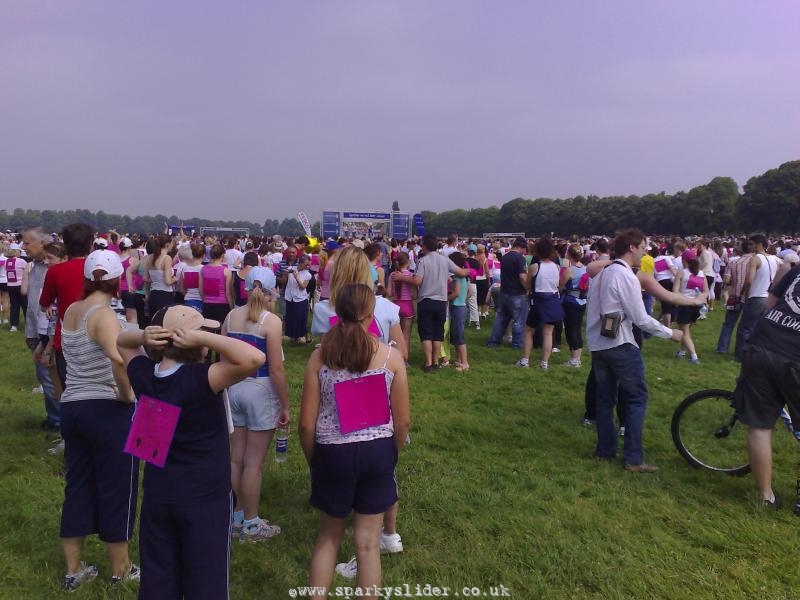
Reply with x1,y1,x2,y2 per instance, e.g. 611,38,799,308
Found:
322,211,340,240
392,213,409,239
413,214,425,236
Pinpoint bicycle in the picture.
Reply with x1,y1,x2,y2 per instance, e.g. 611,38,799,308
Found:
671,388,800,513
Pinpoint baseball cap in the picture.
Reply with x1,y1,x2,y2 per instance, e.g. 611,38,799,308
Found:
8,242,22,251
779,249,799,264
326,240,340,252
151,305,220,332
93,237,109,248
245,266,277,292
119,236,133,249
84,249,124,280
467,243,478,253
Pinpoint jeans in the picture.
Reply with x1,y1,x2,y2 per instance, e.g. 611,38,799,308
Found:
486,293,528,348
734,297,766,362
716,303,742,354
26,338,60,428
591,344,649,465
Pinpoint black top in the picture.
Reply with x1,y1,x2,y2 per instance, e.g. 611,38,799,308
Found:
749,265,800,362
128,357,231,505
500,251,528,296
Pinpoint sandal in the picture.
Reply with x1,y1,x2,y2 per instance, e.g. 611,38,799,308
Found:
455,363,470,372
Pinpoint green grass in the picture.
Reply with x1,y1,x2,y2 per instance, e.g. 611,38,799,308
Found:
0,308,797,599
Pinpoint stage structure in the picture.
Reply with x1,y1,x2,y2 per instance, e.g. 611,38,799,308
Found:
321,211,410,240
197,226,250,238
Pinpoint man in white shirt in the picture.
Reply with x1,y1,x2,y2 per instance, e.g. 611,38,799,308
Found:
735,234,780,361
586,229,683,473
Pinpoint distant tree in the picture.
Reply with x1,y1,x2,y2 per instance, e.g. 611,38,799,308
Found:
737,160,800,234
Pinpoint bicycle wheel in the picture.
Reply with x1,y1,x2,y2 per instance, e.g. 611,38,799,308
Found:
671,389,751,476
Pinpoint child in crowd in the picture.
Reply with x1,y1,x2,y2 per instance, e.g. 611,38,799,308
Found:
447,252,470,372
300,283,409,600
117,306,265,600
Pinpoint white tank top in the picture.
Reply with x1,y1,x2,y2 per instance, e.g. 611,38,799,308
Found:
534,261,560,294
749,254,777,298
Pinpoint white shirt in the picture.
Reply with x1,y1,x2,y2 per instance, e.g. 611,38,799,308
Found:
586,260,673,351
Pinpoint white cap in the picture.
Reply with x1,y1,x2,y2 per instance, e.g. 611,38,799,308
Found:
94,237,108,248
84,249,124,280
245,266,277,292
119,237,133,249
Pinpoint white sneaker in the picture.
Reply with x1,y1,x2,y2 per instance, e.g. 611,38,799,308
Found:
551,347,560,353
63,562,98,591
9,326,17,333
475,324,480,330
335,556,358,579
380,531,403,554
32,385,43,394
515,359,529,368
239,518,282,542
502,335,513,343
111,563,140,585
47,439,65,455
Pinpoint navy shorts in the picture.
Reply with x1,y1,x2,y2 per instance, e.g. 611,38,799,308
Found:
310,437,398,519
676,305,700,325
733,345,800,430
120,290,137,310
60,400,139,542
417,298,447,342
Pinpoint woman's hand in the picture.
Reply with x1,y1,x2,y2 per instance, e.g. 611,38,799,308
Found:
143,326,171,348
278,407,291,428
171,327,206,349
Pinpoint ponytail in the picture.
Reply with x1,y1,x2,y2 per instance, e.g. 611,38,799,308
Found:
319,283,377,372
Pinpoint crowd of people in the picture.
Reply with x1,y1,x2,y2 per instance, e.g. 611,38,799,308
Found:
1,223,798,597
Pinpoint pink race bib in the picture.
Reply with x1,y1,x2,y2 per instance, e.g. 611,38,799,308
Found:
333,373,391,434
182,271,199,289
687,275,705,291
654,258,669,273
124,394,181,468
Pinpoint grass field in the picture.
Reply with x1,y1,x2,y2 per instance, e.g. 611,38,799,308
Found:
0,307,797,599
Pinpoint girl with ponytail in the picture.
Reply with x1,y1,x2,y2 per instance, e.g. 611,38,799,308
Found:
221,266,287,542
300,283,409,597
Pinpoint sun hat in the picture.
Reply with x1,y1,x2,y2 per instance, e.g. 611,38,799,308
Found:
245,266,277,292
150,305,220,332
84,249,124,280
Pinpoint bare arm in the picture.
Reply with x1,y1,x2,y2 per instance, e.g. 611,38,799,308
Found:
89,308,134,402
299,349,322,465
388,323,407,362
388,349,410,451
162,255,176,286
638,271,706,306
264,314,290,427
742,255,759,298
193,330,265,393
224,268,234,307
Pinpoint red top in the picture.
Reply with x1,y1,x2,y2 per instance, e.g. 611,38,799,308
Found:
39,258,86,350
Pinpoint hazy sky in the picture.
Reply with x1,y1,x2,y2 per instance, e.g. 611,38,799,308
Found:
2,1,798,223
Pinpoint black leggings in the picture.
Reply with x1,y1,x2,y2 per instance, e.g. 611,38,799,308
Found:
8,285,27,328
563,302,585,351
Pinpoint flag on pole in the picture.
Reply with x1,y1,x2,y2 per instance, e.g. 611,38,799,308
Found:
298,212,313,237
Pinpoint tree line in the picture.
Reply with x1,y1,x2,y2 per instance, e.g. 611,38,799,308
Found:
420,160,800,237
2,160,797,238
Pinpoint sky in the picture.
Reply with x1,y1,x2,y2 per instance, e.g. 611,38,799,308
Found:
2,1,799,223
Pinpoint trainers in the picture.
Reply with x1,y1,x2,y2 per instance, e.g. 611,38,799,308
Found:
32,384,43,394
231,521,243,540
551,347,560,353
675,350,686,359
502,335,513,343
63,563,98,591
475,324,480,330
618,426,626,437
9,326,17,333
688,357,700,365
761,495,783,510
239,518,282,542
47,439,65,455
335,556,358,579
539,361,548,370
515,359,529,368
380,531,403,554
111,563,140,585
624,463,659,473
564,358,581,368
582,418,595,428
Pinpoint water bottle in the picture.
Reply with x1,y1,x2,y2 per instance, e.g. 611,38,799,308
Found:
275,426,288,463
